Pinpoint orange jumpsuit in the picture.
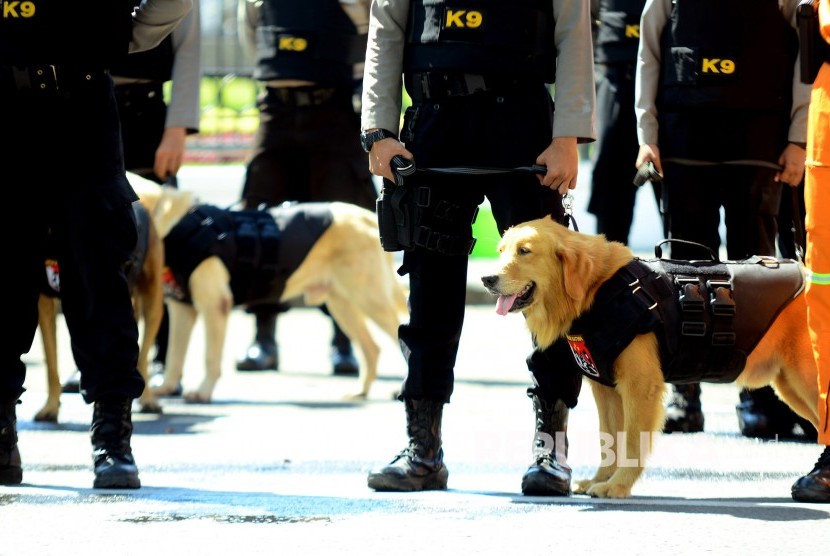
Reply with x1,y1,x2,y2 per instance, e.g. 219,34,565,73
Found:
805,0,830,445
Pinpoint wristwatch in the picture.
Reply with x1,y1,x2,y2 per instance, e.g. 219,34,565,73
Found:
360,128,396,153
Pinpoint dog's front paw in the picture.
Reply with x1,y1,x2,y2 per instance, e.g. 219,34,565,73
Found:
34,404,60,423
342,391,368,402
151,382,183,397
139,399,163,414
573,479,594,494
586,481,633,499
183,390,213,404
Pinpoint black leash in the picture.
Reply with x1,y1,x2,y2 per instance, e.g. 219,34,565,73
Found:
791,184,807,262
389,156,579,231
390,155,545,183
661,157,784,171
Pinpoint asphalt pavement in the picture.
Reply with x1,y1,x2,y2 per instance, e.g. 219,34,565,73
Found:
3,164,827,555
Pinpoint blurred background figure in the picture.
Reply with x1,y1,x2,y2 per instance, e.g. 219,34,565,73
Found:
233,0,377,376
588,0,660,246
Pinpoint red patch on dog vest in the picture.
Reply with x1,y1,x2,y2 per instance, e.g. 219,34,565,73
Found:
45,259,60,293
566,334,600,377
162,266,185,301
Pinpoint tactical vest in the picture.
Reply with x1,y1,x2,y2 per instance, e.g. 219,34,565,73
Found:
658,0,796,112
556,256,804,387
594,0,646,65
254,0,366,87
403,0,557,83
110,35,174,83
0,0,133,66
162,203,333,307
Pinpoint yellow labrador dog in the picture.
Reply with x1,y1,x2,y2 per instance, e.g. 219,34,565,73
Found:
35,197,165,421
482,216,819,498
133,177,407,403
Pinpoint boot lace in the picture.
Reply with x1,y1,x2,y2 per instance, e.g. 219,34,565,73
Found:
813,445,830,471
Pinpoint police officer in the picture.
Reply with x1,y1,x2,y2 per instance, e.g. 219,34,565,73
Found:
60,2,202,392
362,0,596,494
0,0,192,488
634,0,811,434
234,0,378,375
112,1,200,185
588,0,659,245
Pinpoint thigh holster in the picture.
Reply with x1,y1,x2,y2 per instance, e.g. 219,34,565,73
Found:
377,181,477,256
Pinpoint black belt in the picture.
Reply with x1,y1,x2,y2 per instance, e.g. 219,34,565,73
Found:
265,86,348,108
115,81,164,100
0,64,108,95
407,72,539,102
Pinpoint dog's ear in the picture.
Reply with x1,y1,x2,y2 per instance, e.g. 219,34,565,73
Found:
559,246,594,302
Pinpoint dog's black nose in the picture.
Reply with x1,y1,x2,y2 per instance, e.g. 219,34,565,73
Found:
481,275,498,288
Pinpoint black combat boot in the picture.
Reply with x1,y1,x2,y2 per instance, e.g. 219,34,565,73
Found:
0,398,22,485
663,383,704,433
367,399,448,491
792,445,830,503
521,394,572,496
330,320,358,376
91,398,141,489
236,311,279,371
737,386,817,440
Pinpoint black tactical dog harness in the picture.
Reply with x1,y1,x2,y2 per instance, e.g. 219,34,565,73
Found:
556,256,804,387
162,202,333,306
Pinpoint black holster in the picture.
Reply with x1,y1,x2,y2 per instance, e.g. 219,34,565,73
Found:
376,180,413,252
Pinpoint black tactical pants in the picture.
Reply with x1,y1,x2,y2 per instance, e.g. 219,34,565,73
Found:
1,68,145,403
589,63,661,244
395,83,583,408
115,81,167,181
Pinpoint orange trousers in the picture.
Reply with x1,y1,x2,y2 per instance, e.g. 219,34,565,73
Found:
805,4,830,444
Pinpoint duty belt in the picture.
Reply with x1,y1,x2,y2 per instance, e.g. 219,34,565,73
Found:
407,72,539,102
115,81,164,100
265,86,346,107
0,64,108,95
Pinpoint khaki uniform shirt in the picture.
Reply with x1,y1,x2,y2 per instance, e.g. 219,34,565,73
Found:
131,0,193,54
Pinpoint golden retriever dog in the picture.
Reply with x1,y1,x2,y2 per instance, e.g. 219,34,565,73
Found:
35,196,165,422
133,177,407,403
481,216,820,498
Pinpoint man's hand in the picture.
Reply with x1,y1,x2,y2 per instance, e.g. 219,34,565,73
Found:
369,138,413,182
536,137,578,195
154,127,188,181
775,143,806,186
636,143,663,176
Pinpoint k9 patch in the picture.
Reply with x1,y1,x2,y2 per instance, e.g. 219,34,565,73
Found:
566,334,599,378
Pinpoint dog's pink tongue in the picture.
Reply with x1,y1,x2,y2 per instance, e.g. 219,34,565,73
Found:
496,294,518,316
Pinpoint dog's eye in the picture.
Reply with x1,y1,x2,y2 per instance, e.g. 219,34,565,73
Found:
518,246,531,255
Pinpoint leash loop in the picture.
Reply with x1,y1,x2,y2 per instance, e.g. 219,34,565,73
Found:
561,193,579,232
